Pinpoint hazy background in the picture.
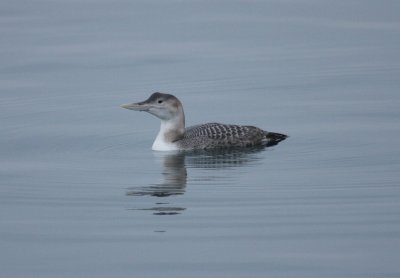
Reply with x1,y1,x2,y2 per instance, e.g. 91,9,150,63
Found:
1,1,400,277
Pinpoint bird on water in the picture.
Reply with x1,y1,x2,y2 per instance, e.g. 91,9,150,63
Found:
121,92,287,151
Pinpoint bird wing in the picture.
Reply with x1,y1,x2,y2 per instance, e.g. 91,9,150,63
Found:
183,123,265,148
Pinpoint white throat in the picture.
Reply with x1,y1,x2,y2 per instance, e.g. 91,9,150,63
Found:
152,118,184,151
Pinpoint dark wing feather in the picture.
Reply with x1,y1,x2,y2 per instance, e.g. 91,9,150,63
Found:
181,123,266,149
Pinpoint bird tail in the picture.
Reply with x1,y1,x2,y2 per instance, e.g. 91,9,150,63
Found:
264,131,288,147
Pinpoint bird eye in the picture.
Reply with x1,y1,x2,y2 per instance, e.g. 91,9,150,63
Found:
158,100,163,104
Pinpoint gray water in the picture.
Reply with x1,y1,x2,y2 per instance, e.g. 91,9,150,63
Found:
1,1,400,277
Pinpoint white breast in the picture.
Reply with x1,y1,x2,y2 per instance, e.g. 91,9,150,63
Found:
151,121,180,151
152,136,179,151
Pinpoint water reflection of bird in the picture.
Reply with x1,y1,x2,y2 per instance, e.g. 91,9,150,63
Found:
126,152,187,198
126,146,269,215
121,92,287,151
184,145,269,169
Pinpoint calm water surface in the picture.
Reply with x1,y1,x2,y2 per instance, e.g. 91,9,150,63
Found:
1,1,400,277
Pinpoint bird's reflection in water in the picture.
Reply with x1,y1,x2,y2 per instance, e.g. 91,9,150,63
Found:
185,145,267,169
126,145,268,215
126,152,187,215
127,153,187,197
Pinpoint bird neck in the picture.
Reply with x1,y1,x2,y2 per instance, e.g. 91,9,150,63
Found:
152,116,185,151
159,116,185,142
156,105,185,142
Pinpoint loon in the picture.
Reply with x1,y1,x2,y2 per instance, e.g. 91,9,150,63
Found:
121,92,287,151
